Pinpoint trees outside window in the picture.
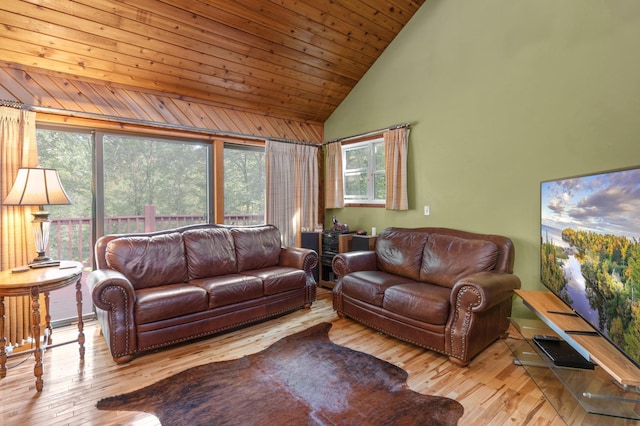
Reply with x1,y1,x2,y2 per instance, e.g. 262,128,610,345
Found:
342,137,385,204
223,143,265,225
102,134,209,232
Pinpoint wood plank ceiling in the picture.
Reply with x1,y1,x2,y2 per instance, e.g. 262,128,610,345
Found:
0,0,425,124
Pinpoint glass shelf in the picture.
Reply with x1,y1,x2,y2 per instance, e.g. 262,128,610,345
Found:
507,317,640,423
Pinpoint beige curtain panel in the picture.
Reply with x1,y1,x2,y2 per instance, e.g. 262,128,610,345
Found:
384,127,409,210
266,141,319,247
324,142,344,209
1,105,39,347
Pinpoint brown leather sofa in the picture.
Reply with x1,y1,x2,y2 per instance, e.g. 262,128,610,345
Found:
88,224,318,363
332,227,520,366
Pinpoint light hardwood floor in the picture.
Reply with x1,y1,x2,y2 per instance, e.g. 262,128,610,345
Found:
0,288,629,425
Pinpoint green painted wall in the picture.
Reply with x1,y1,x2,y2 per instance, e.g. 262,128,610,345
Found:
324,0,640,313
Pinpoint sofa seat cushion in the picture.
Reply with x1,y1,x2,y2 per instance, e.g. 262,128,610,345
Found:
183,228,237,278
420,233,498,288
242,266,306,296
342,271,416,307
135,283,209,324
190,275,263,309
382,283,451,325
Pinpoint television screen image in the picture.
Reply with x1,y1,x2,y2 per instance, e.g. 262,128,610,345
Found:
541,166,640,368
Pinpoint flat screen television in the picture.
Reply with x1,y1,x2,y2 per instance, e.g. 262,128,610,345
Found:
541,166,640,369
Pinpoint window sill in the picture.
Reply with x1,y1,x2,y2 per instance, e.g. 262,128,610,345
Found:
344,202,385,208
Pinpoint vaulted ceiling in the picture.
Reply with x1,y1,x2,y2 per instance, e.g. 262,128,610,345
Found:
1,0,425,124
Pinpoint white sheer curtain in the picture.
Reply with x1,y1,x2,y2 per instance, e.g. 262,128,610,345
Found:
384,127,409,210
324,142,344,209
265,141,319,246
1,105,39,347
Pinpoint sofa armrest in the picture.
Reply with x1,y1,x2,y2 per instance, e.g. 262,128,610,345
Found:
450,271,522,313
279,247,318,274
88,269,137,363
446,271,521,365
332,251,378,278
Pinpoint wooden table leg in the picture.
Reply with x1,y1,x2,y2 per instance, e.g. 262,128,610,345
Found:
76,278,85,360
44,291,52,346
31,286,43,392
0,296,6,379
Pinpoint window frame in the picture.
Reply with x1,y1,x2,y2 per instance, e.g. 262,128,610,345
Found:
341,136,385,207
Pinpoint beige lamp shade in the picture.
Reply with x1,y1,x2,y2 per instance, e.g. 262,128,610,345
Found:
3,167,71,206
3,167,71,264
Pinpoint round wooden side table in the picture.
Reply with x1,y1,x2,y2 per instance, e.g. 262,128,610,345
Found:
0,261,84,392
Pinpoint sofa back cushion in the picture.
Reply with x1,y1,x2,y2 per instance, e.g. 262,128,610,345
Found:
419,233,498,288
183,228,237,279
375,228,429,281
232,225,282,272
105,232,189,289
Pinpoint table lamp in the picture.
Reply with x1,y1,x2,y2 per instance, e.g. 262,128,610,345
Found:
3,167,72,265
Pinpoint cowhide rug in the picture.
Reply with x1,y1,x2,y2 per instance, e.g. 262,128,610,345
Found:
96,322,464,425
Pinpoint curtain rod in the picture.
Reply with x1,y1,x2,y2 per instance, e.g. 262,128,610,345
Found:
0,100,317,147
324,122,411,145
0,99,28,109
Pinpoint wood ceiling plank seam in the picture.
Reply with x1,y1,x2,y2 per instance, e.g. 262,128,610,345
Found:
70,0,364,84
244,113,283,141
382,0,426,19
0,85,18,103
1,36,330,121
1,70,62,108
357,0,423,27
87,83,137,118
231,111,274,140
177,101,214,130
0,67,37,105
298,0,398,43
38,74,90,113
156,97,200,129
190,103,236,133
128,91,178,124
334,0,405,34
299,122,324,144
262,0,386,59
209,107,248,135
269,116,305,142
109,86,157,122
68,79,123,117
145,93,191,126
272,0,389,53
124,0,370,78
0,8,351,99
174,0,379,66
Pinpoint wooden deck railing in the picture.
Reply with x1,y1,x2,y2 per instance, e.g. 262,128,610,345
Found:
49,207,264,268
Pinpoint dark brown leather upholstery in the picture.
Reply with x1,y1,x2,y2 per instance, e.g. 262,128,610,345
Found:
89,224,317,363
332,227,520,366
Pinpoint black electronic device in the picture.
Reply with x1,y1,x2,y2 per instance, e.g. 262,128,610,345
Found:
533,335,595,370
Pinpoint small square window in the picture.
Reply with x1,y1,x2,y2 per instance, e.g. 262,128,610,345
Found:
342,137,385,205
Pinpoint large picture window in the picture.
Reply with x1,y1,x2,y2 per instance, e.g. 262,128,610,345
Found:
101,134,210,233
223,143,265,225
36,126,267,324
342,137,385,205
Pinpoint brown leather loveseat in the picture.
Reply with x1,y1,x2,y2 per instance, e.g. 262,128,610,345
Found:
88,224,317,363
332,227,520,366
